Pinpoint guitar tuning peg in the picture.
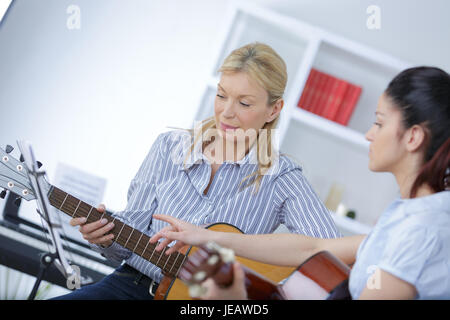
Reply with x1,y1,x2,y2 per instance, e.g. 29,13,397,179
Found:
20,154,24,162
5,145,14,154
37,161,43,168
0,189,7,199
14,197,22,207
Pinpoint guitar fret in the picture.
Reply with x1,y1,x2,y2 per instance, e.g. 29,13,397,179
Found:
142,238,151,258
86,207,94,220
175,254,188,277
155,247,166,267
124,229,134,249
148,246,157,262
115,222,126,244
59,194,69,211
169,252,181,275
132,233,143,253
72,199,82,218
162,252,171,270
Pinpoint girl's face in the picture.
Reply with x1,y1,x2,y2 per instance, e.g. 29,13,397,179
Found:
365,93,407,173
214,71,282,144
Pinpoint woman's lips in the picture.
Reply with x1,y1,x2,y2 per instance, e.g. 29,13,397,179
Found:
220,122,239,131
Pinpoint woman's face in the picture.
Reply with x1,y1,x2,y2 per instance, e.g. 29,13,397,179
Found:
214,71,282,144
365,93,407,173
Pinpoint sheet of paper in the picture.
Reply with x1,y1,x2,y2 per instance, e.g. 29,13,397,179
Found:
52,163,107,243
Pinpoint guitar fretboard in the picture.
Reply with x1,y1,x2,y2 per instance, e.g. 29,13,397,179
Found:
47,185,186,278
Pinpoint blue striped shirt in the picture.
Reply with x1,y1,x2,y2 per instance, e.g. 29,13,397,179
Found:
95,130,340,283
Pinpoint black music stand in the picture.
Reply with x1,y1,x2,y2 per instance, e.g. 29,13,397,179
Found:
17,140,79,300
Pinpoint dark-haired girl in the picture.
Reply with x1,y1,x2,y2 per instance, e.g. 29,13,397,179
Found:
151,66,450,300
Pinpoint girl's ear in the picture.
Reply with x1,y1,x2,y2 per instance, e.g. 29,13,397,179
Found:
405,124,427,153
267,99,284,123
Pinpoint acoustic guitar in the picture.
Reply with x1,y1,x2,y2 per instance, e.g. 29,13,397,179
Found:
0,144,294,299
180,242,352,300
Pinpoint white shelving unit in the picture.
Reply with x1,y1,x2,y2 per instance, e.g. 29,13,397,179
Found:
193,2,411,236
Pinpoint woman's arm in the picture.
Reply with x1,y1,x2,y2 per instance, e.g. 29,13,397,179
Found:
358,268,418,299
212,232,364,266
150,214,366,267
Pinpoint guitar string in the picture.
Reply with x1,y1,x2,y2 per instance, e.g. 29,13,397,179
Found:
49,189,186,277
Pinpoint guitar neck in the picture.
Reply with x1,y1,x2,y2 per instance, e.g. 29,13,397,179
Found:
47,185,185,278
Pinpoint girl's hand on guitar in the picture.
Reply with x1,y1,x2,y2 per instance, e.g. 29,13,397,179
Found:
150,214,214,254
200,262,248,300
69,204,115,247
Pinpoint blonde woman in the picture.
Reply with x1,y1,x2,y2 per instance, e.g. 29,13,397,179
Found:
54,42,340,300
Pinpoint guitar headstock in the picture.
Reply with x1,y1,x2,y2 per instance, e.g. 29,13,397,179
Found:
179,241,235,298
0,144,38,202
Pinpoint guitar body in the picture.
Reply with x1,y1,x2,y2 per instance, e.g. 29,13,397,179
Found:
280,251,351,300
154,223,295,300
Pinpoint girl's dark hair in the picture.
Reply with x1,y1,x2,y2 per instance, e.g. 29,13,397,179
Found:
385,66,450,198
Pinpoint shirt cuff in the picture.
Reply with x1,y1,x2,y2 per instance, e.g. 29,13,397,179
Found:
90,241,131,263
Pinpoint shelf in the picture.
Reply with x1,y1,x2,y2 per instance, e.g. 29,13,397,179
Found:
213,7,311,99
276,213,373,236
194,85,216,122
280,119,399,229
207,76,219,89
310,41,409,134
290,107,369,151
331,213,372,236
319,30,411,73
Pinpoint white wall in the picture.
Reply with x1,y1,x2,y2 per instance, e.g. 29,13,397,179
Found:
1,0,449,216
263,0,450,72
0,0,229,217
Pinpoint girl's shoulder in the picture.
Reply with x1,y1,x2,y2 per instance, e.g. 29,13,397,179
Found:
399,191,450,225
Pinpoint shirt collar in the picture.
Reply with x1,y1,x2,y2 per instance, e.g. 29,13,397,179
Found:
400,191,450,216
178,139,260,171
177,137,205,171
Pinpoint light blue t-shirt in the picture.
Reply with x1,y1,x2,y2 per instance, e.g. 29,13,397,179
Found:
349,191,450,300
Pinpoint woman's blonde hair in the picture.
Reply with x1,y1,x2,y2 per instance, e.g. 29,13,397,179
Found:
186,42,288,193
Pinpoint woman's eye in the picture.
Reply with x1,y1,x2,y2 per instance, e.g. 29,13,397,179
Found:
374,122,382,127
216,94,225,99
240,101,251,107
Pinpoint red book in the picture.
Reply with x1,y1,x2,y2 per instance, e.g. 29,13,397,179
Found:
315,74,336,117
322,80,349,121
303,69,319,111
334,84,362,126
309,70,327,115
297,69,316,110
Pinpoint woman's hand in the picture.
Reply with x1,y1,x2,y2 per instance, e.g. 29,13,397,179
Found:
69,204,115,247
199,262,248,300
150,214,215,254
